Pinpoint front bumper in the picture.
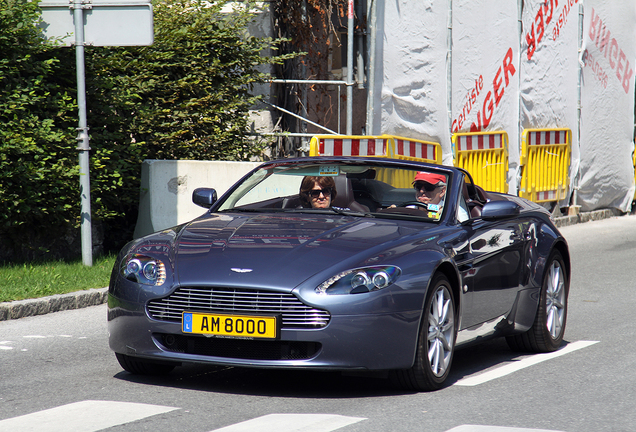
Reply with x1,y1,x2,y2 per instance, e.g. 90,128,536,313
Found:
108,294,422,371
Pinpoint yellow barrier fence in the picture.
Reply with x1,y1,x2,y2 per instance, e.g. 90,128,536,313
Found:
309,134,442,163
452,131,509,193
384,136,441,187
309,135,392,158
519,128,571,203
389,136,442,164
309,135,442,188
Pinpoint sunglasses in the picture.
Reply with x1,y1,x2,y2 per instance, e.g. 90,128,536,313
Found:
413,181,440,192
308,188,332,198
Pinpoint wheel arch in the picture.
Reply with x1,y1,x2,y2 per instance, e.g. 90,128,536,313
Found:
433,260,462,318
552,239,571,282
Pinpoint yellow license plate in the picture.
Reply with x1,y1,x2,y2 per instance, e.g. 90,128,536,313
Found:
182,312,279,339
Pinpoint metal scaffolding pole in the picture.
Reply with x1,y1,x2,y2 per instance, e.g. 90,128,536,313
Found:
347,0,354,135
365,0,376,135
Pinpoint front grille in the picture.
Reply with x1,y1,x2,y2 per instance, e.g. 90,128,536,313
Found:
147,286,330,329
155,333,321,361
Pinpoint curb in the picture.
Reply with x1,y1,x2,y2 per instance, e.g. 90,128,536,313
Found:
0,287,108,322
0,207,626,322
553,208,622,228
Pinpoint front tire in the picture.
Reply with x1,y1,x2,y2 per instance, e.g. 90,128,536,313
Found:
506,249,569,352
392,274,456,391
115,353,177,375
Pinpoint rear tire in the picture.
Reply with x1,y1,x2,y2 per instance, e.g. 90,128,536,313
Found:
392,274,456,391
115,353,177,375
506,249,568,352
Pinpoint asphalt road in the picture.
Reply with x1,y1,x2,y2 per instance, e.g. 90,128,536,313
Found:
1,214,636,432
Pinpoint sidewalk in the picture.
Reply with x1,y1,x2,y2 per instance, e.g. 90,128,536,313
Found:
0,207,625,322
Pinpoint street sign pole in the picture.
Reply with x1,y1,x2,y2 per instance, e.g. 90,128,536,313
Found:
73,0,93,266
39,0,153,266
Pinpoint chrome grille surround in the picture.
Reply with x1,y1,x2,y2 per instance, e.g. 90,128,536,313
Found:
147,286,330,329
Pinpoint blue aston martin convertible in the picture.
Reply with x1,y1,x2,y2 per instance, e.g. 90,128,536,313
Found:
108,157,570,391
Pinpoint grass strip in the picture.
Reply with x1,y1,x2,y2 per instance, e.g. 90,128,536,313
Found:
0,254,115,303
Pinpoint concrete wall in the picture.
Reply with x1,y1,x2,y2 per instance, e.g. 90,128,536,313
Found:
133,160,261,238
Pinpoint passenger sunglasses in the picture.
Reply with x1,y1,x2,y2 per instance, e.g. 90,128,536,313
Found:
308,188,332,198
413,181,440,192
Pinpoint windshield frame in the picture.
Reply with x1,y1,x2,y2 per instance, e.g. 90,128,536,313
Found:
212,157,458,224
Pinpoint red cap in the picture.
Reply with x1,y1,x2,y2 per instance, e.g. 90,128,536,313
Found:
412,172,446,185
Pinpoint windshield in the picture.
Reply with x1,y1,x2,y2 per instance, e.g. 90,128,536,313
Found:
217,161,450,222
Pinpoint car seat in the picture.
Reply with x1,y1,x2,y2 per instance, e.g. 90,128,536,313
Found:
332,176,370,212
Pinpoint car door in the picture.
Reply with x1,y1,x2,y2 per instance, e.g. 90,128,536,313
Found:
457,215,531,330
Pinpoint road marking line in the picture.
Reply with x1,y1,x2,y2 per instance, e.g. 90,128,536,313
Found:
0,400,179,432
209,414,367,432
446,425,565,432
454,340,599,387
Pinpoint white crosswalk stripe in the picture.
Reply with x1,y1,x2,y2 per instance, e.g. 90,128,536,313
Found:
446,426,564,432
453,340,599,387
209,414,366,432
0,400,178,432
0,402,366,432
0,400,572,432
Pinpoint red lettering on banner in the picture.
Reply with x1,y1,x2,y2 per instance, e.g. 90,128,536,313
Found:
528,0,585,58
482,91,494,129
452,76,483,133
535,7,545,46
608,38,618,69
544,0,556,25
588,7,600,41
526,28,536,60
553,0,576,41
526,0,562,60
616,50,632,92
622,64,634,93
582,49,608,89
469,48,515,133
616,50,626,80
588,8,634,94
598,27,611,59
493,69,504,108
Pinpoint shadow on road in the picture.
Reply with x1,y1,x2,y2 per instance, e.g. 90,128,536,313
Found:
112,336,564,398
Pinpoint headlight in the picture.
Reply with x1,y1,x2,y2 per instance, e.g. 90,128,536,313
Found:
121,254,166,286
315,266,401,295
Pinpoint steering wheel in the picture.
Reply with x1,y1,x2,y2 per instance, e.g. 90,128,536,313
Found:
397,201,429,209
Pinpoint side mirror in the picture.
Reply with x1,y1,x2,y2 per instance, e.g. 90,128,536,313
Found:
480,200,520,221
192,188,217,208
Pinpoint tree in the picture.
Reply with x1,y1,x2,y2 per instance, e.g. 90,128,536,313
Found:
0,0,78,261
0,0,293,261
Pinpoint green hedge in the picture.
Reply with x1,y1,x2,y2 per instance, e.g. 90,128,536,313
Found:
0,0,292,262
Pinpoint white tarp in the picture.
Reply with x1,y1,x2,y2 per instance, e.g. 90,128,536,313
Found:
374,0,636,212
451,0,520,191
520,0,581,207
579,1,636,212
377,0,453,165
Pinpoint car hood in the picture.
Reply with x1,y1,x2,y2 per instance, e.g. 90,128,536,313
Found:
173,212,427,289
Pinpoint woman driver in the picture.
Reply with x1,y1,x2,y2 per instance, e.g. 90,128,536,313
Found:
299,176,337,209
